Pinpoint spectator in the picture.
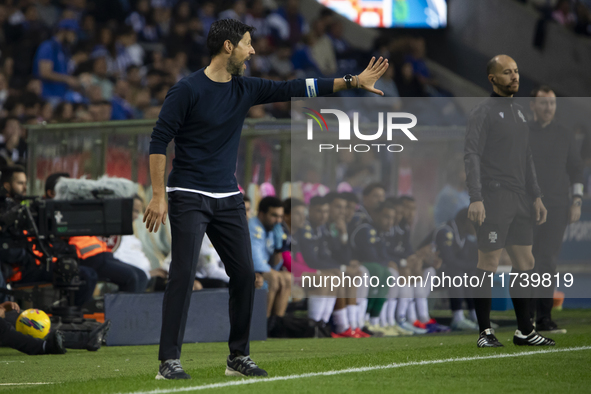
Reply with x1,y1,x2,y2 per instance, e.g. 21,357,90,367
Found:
245,0,269,37
173,1,194,24
111,79,134,120
219,0,248,23
86,56,114,99
552,0,577,27
22,91,40,118
0,116,24,166
126,0,151,35
309,18,337,76
395,62,427,97
198,1,217,35
32,19,81,103
36,0,61,28
268,42,293,78
267,0,309,47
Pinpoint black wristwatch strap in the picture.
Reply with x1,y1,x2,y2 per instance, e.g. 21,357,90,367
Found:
343,74,353,89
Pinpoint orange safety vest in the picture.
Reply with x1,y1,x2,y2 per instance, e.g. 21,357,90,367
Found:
69,236,109,260
7,231,57,282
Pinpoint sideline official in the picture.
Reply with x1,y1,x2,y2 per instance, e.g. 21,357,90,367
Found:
464,54,554,348
528,86,584,332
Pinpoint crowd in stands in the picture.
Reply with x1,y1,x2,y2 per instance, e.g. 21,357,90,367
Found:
518,0,591,36
0,0,452,168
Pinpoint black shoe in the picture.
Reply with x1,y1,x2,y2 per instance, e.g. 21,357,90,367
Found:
156,359,191,380
45,330,67,354
513,330,555,346
361,325,378,337
477,328,504,348
536,319,567,334
86,320,111,351
225,355,268,377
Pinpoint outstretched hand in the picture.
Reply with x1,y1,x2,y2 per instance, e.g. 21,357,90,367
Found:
358,56,389,96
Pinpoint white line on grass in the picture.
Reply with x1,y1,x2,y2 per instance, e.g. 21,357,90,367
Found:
123,346,591,394
0,383,52,386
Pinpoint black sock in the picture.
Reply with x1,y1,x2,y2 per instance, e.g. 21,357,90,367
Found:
474,268,493,333
509,268,535,334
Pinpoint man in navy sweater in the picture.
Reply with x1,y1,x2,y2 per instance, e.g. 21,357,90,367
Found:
144,19,388,380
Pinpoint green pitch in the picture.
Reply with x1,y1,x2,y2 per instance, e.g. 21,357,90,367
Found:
1,309,590,394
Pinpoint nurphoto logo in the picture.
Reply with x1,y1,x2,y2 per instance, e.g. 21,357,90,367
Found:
304,108,418,153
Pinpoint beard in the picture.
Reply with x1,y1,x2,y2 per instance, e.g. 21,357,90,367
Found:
227,55,246,76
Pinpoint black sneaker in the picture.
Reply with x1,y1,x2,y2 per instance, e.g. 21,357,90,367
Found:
45,330,67,354
156,359,191,380
536,319,567,334
225,355,268,377
477,328,504,348
86,320,111,351
513,329,555,346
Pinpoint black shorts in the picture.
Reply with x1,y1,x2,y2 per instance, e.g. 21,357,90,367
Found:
475,187,534,251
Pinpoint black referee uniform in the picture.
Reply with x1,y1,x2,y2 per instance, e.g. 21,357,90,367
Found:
529,119,583,327
464,92,543,336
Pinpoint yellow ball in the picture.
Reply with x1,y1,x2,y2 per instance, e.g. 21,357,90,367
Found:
16,309,51,339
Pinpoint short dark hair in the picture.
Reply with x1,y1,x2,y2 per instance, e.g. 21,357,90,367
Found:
45,172,70,195
530,85,554,98
362,182,385,196
324,191,345,204
283,198,305,215
0,116,19,132
1,165,26,185
258,196,282,214
340,192,359,204
309,195,327,207
385,196,403,207
399,195,415,203
377,201,396,213
207,19,255,57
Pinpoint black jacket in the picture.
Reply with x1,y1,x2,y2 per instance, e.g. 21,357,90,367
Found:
464,93,542,203
529,120,584,207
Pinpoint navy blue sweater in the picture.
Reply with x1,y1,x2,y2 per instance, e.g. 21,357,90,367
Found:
149,69,334,192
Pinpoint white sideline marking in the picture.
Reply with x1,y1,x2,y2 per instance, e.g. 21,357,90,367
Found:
0,383,52,386
123,346,591,394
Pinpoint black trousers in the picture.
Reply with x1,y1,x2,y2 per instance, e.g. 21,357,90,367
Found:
0,317,45,355
82,252,148,293
158,192,255,361
531,204,569,323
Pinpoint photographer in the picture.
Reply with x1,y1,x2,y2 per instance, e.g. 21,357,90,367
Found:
0,301,66,355
45,173,148,293
0,166,97,306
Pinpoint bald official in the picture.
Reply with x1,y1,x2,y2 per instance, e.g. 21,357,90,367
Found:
464,54,554,348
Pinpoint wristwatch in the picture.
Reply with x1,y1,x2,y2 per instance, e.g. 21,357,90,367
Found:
343,74,354,89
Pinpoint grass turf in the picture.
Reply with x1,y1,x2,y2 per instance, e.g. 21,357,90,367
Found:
0,309,590,394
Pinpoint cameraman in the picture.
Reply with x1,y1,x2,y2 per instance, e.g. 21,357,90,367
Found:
0,166,97,306
45,173,148,293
